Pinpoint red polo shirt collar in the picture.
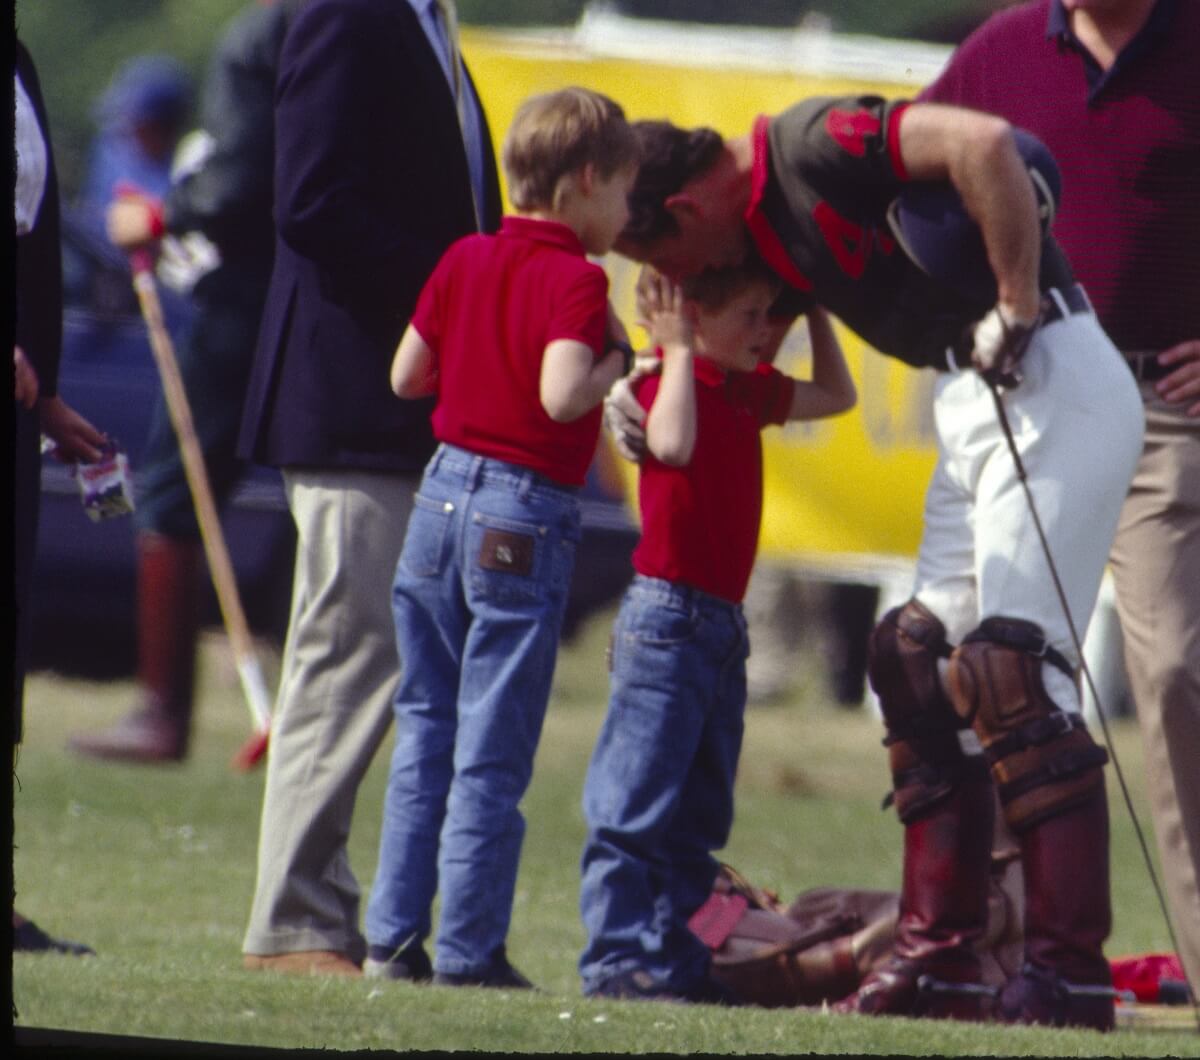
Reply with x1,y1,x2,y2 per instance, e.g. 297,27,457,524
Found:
499,215,586,255
743,115,814,292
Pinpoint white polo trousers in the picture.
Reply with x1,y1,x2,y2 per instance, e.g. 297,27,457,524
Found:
913,304,1144,715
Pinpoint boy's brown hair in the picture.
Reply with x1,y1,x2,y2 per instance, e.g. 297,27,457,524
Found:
680,257,782,313
503,87,640,212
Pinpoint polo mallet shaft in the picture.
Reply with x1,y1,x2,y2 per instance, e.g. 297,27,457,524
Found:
128,252,272,767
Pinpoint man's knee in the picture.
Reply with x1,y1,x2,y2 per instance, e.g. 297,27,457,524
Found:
946,616,1108,833
868,599,985,824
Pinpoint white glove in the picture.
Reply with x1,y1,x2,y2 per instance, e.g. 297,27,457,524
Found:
603,360,658,462
971,303,1039,387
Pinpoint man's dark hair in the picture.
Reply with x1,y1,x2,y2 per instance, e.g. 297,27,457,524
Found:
621,121,724,247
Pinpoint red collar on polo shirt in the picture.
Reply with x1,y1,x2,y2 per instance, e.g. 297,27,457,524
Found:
499,215,586,256
693,355,726,387
743,114,814,293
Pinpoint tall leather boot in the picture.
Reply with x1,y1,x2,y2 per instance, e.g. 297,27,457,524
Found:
69,533,202,763
998,788,1115,1031
835,771,996,1020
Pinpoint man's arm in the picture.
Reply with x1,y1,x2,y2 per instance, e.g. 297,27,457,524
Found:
162,3,284,244
897,103,1041,323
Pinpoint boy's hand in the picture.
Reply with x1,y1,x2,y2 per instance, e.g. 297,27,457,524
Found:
639,269,693,354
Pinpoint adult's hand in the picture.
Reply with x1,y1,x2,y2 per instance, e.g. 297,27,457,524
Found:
604,372,650,463
1156,339,1200,417
105,193,164,250
39,396,108,464
14,346,39,409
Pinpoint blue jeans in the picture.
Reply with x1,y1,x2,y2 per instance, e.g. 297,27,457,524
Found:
579,574,749,993
365,444,581,975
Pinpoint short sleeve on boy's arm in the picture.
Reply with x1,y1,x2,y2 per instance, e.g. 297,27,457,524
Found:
410,250,453,351
546,263,609,356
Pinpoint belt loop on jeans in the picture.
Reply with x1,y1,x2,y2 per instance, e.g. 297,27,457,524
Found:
429,444,445,476
517,470,533,501
465,453,484,493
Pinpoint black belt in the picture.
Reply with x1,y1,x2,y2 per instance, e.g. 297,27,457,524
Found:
945,285,1090,371
1122,350,1172,382
1043,286,1172,380
1040,283,1092,324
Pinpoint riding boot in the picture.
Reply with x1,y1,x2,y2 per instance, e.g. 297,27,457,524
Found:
835,771,995,1020
69,533,201,763
998,788,1115,1031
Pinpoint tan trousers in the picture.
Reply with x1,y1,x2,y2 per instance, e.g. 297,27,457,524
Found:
242,468,420,961
1108,383,1200,996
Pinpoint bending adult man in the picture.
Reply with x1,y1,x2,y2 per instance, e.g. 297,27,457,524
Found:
614,97,1143,1028
236,0,501,975
922,0,1200,1001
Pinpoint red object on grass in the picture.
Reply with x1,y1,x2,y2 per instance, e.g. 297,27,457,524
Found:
231,729,269,771
1110,953,1187,1003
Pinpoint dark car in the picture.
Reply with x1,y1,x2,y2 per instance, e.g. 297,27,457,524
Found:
31,211,638,678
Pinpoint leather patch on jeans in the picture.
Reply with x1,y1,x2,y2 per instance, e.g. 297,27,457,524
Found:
478,528,535,576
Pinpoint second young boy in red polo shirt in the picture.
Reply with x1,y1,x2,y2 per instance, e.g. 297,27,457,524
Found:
363,87,638,988
578,262,856,1002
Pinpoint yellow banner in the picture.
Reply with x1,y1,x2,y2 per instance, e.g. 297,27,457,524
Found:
464,29,938,565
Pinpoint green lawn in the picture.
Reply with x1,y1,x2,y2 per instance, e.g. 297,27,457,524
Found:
12,609,1199,1055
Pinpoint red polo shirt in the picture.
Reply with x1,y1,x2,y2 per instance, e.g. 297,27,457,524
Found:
632,358,795,604
410,216,609,486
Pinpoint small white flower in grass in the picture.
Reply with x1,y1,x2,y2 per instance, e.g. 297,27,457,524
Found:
558,1012,572,1020
368,988,386,1000
592,1014,607,1024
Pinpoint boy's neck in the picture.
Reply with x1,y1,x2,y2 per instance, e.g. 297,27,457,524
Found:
514,207,584,241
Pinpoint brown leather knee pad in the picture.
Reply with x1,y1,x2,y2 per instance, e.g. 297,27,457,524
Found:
869,600,978,823
945,618,1108,833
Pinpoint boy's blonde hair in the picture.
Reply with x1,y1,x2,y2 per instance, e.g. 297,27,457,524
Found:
503,87,640,212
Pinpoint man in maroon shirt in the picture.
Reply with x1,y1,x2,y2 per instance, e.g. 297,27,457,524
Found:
923,0,1200,1007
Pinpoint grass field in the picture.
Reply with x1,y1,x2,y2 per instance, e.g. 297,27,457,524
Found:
12,608,1200,1055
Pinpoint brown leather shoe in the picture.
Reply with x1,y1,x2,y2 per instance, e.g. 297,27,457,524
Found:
243,950,362,977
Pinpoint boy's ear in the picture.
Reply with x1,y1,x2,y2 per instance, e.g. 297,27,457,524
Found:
664,191,704,222
577,162,597,196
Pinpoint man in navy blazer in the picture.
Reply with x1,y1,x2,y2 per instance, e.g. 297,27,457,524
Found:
238,0,502,976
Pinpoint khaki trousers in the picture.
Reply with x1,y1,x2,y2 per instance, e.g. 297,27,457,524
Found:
1108,383,1200,996
242,468,419,961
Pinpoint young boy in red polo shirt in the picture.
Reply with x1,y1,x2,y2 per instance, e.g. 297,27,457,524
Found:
363,87,639,988
578,262,856,1003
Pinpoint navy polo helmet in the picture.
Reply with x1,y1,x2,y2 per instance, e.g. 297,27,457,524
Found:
886,128,1061,304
